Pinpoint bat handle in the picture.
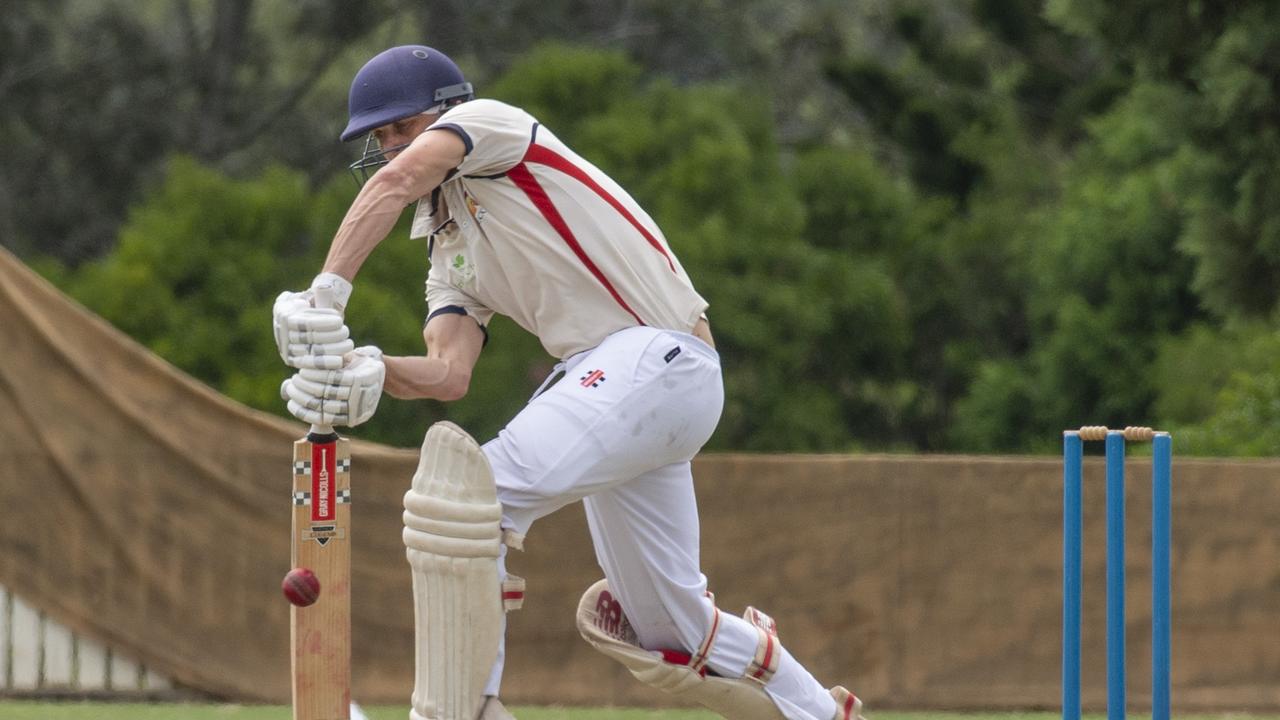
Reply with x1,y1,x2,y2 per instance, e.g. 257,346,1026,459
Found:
313,283,335,311
310,423,336,437
310,281,339,437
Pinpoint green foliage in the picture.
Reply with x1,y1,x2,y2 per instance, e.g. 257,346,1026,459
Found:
485,44,644,135
1175,6,1280,318
0,1,395,262
20,0,1280,455
61,157,319,391
818,0,1280,454
1152,322,1280,456
987,82,1200,447
1178,371,1280,456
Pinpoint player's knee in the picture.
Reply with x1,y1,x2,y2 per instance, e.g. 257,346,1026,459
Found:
660,591,721,654
670,611,713,656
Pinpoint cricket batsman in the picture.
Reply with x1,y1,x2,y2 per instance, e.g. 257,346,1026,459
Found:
273,45,864,720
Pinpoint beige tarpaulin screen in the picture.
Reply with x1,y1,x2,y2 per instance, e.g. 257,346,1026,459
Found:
2,245,1279,710
0,244,422,701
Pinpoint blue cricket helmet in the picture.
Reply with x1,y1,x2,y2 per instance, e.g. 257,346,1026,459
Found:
340,45,474,142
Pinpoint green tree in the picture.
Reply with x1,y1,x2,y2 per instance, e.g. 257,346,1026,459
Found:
1024,0,1280,452
0,0,391,262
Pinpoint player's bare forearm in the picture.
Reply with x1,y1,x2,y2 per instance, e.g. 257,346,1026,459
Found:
383,312,485,401
383,355,469,401
322,129,468,281
321,179,414,281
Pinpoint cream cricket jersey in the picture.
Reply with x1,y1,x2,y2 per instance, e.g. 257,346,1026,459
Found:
414,99,708,360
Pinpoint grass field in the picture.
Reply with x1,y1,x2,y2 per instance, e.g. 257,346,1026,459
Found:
0,704,1275,720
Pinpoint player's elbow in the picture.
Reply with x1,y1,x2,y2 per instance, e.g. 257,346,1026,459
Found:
436,365,472,402
374,144,456,204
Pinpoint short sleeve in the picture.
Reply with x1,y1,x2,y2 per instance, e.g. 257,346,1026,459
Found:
427,99,534,177
425,237,495,328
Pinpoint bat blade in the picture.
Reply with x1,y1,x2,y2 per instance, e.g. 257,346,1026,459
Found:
291,428,352,720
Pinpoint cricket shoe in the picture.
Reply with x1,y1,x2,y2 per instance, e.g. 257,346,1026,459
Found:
478,696,516,720
830,686,865,720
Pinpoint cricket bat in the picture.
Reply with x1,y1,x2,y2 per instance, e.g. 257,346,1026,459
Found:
291,286,352,720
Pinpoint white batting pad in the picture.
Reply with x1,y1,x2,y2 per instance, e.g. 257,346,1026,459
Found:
576,579,786,720
404,422,504,720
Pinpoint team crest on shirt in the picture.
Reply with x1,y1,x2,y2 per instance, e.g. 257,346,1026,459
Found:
449,252,476,287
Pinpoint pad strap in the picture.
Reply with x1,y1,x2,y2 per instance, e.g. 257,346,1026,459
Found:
689,607,721,675
743,606,780,685
830,686,864,720
502,528,525,551
502,574,526,611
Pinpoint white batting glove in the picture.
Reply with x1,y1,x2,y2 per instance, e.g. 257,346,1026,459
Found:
272,273,356,369
280,346,385,427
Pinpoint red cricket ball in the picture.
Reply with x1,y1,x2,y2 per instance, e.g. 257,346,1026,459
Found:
282,567,321,607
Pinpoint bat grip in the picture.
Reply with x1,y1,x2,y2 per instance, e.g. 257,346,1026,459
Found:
313,284,336,311
310,282,338,436
309,423,336,438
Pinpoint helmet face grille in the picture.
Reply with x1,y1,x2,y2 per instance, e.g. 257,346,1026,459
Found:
340,46,473,142
347,135,410,186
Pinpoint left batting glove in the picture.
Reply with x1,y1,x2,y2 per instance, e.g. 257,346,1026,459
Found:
281,346,385,427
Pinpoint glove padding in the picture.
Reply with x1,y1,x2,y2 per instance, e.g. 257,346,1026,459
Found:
273,291,354,369
281,346,385,427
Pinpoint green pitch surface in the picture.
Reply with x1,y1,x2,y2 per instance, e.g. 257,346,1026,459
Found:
0,704,1275,720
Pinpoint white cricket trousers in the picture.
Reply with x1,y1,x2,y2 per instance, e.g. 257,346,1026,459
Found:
480,326,837,720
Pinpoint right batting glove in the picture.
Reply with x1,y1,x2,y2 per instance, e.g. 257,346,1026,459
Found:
272,273,356,369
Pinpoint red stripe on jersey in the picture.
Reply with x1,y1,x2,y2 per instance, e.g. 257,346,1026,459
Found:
507,162,646,325
523,143,678,273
